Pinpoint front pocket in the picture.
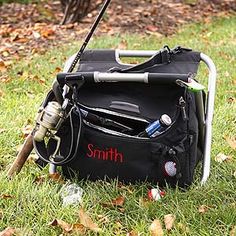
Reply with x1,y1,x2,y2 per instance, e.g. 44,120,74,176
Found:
62,110,190,186
62,124,158,183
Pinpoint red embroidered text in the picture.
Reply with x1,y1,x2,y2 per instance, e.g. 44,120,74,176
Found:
86,143,123,163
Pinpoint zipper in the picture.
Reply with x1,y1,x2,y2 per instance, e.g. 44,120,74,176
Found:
78,103,149,124
179,96,188,121
83,104,181,142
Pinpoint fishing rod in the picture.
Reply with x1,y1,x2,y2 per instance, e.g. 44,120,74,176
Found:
7,0,112,177
68,0,111,72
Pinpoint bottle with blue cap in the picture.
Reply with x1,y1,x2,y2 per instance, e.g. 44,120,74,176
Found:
138,114,172,138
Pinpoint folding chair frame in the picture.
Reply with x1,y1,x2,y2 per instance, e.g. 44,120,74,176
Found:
49,49,217,185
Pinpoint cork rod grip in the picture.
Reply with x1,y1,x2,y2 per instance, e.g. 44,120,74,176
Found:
7,134,34,178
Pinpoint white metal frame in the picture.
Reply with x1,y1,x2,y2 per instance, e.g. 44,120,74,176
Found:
50,49,217,184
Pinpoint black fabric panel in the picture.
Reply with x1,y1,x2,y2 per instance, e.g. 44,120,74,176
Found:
77,83,184,120
77,49,201,75
77,49,129,72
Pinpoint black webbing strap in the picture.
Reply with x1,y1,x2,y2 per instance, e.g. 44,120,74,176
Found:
110,48,171,73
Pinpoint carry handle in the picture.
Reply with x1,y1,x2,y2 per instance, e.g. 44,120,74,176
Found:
57,72,190,87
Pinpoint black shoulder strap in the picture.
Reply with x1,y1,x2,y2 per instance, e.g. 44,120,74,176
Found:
110,47,171,73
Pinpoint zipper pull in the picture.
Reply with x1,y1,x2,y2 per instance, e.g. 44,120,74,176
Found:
179,97,188,121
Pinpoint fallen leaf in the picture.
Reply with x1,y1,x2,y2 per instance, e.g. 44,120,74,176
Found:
111,195,125,207
0,194,14,199
225,136,236,150
34,175,46,185
230,226,236,236
215,153,232,163
97,214,109,224
15,37,29,43
0,75,11,83
0,128,6,134
102,195,125,209
227,97,235,104
198,205,210,214
70,223,86,234
149,219,163,236
146,25,158,32
0,60,7,72
48,173,65,184
2,51,9,57
32,31,41,39
21,124,33,138
78,208,102,233
0,227,16,236
118,39,128,50
41,28,55,38
49,219,73,233
127,230,139,236
164,214,176,231
54,67,61,73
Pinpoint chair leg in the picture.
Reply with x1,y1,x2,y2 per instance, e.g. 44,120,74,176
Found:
200,53,217,185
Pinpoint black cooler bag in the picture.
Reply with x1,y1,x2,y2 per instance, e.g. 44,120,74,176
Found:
37,46,203,188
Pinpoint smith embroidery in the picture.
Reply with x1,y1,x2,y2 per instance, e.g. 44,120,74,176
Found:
86,143,124,163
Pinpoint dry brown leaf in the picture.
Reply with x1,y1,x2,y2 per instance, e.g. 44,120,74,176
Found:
127,230,139,236
41,28,55,38
33,175,46,185
21,124,33,138
32,31,41,39
230,226,236,236
198,205,210,214
146,25,158,32
111,195,125,207
118,39,128,50
54,67,61,73
0,60,7,72
70,223,86,234
149,219,164,236
49,219,73,233
97,214,109,224
164,214,176,231
102,195,125,209
0,227,16,236
48,173,65,184
0,194,14,199
215,153,232,163
225,136,236,150
227,97,235,104
78,208,102,233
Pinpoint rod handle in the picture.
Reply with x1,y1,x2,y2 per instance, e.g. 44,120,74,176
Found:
7,134,34,178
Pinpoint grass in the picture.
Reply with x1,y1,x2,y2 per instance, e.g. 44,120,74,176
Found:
0,16,236,235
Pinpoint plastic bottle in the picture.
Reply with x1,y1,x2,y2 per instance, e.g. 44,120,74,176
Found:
60,183,84,207
138,114,172,137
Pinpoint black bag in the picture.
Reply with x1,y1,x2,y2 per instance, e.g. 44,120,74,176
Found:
34,46,203,188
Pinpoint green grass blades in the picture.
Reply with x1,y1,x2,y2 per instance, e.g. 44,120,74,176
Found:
0,16,236,235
